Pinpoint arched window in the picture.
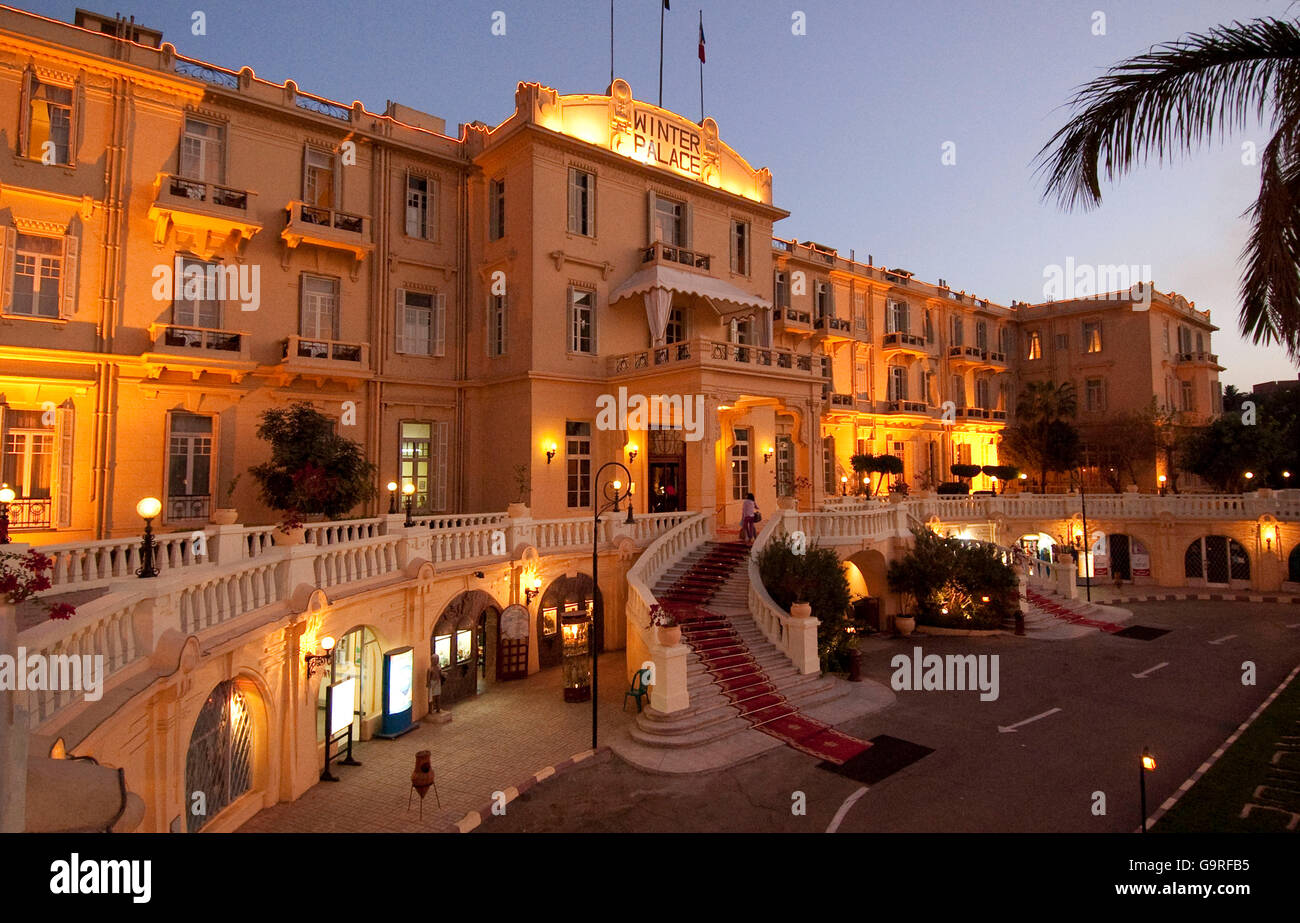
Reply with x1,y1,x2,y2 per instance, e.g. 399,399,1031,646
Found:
1184,536,1250,584
185,680,252,833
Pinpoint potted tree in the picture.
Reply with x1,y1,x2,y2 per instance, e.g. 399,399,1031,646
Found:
850,453,874,496
210,474,241,526
647,604,681,646
508,464,531,518
248,402,377,545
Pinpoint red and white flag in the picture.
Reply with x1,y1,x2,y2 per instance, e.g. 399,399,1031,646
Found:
698,16,706,63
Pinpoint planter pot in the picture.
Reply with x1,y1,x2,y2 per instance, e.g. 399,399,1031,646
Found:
210,508,239,526
411,750,435,797
655,625,682,647
776,496,798,511
895,615,916,637
272,525,306,546
507,502,530,518
790,601,812,619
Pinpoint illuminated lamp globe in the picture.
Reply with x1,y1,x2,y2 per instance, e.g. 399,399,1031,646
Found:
0,486,14,504
136,497,162,520
403,483,416,496
321,636,336,652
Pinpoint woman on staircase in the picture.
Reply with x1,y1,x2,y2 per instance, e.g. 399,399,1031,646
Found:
740,492,758,545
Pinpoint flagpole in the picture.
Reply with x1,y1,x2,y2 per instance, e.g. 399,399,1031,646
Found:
658,1,665,107
698,9,704,122
610,0,614,86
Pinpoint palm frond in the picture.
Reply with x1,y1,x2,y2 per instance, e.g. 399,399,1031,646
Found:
1239,103,1300,358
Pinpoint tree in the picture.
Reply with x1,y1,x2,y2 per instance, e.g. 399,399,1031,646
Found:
249,402,377,525
981,464,1020,493
1002,381,1082,491
1017,380,1077,428
850,453,873,496
1177,386,1299,489
1037,17,1300,360
757,533,852,668
874,454,904,495
886,528,1016,629
1082,409,1156,491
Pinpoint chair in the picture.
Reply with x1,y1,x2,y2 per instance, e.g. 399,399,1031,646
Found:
623,667,652,713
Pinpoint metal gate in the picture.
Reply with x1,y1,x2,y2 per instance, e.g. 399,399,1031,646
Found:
1110,534,1131,580
185,680,252,832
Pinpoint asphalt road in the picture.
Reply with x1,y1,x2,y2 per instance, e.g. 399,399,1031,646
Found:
477,600,1300,833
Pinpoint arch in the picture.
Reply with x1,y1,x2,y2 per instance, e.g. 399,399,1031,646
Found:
1288,543,1300,583
1184,536,1250,585
316,624,382,741
184,674,268,833
432,589,503,703
536,573,603,669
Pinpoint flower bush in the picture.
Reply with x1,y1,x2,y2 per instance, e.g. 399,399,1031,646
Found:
886,527,1017,629
645,603,677,629
0,549,75,620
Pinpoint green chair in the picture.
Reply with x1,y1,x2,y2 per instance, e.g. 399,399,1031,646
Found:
623,668,652,713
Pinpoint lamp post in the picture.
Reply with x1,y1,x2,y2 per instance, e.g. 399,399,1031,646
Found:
589,461,633,750
386,481,398,514
840,475,847,496
1140,747,1157,832
0,484,14,545
136,497,162,578
1072,467,1091,602
1158,474,1167,497
402,482,416,527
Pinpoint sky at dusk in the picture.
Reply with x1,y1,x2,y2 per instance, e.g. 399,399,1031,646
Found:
19,0,1300,389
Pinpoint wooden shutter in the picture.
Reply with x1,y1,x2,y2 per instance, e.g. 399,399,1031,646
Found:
730,221,739,273
567,169,580,235
56,401,74,527
432,293,446,357
500,291,507,354
0,226,14,312
16,71,32,156
683,200,693,249
72,80,84,164
394,288,406,354
60,233,78,318
645,190,657,245
433,421,449,511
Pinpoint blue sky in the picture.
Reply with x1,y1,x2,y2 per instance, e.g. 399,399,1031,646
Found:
22,0,1300,388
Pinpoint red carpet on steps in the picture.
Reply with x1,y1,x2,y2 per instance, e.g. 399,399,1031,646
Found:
657,541,872,765
1026,588,1124,633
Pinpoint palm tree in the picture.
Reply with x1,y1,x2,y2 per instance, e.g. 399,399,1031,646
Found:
1037,17,1300,360
1016,380,1078,427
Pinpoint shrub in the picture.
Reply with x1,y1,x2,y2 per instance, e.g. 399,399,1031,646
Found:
757,533,852,669
950,463,982,481
936,481,970,495
886,527,1017,629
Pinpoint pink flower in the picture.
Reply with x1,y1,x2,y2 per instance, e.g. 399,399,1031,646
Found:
47,602,75,621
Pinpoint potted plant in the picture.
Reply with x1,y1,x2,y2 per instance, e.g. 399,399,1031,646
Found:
210,474,241,526
647,604,681,646
850,453,874,496
893,612,917,636
508,464,531,518
248,402,376,544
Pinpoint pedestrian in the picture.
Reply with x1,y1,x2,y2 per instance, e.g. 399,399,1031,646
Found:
426,661,443,714
740,492,758,544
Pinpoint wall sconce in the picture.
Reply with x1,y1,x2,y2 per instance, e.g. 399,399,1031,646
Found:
840,475,848,496
1262,524,1277,552
763,446,774,464
386,481,398,514
626,443,638,464
135,496,163,578
0,484,14,545
305,635,336,678
402,482,416,527
546,442,558,465
1244,471,1254,482
525,573,543,605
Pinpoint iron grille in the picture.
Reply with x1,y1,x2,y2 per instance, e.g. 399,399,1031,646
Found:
185,680,252,832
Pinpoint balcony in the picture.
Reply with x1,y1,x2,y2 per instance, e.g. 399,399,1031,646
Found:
606,337,819,380
3,497,52,531
983,350,1008,369
990,409,1008,421
948,344,985,368
167,495,211,523
281,201,374,264
273,335,371,388
883,399,929,415
642,241,711,272
148,173,261,258
881,331,928,357
813,314,853,343
1176,351,1220,367
775,306,812,335
143,323,255,382
957,407,992,420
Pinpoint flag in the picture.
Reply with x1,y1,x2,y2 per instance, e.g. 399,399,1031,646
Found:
663,0,670,8
698,17,706,63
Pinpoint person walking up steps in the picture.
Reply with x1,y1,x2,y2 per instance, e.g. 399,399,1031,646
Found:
740,492,759,544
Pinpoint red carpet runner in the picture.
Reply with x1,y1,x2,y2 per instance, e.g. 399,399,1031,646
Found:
1026,588,1124,633
657,541,871,765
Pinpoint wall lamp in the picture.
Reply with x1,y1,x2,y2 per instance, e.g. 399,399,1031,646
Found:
0,484,14,545
763,446,774,464
136,496,162,578
627,443,638,464
546,442,558,465
386,481,398,514
305,635,336,678
525,574,543,605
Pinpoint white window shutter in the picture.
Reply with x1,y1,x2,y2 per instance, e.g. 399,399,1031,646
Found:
645,190,657,245
683,201,693,249
432,293,446,356
0,227,14,312
730,222,739,273
433,421,449,511
60,234,78,318
567,169,580,234
394,288,406,354
56,401,74,527
16,72,31,156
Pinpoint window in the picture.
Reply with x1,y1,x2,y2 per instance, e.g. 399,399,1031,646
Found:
823,435,836,494
730,427,750,500
8,233,65,318
2,410,54,504
1181,380,1193,411
489,178,505,240
998,326,1009,354
567,168,594,236
773,271,789,309
975,320,987,352
167,412,213,521
1027,330,1042,360
400,421,447,511
923,369,937,405
950,316,963,346
665,307,686,344
776,434,795,497
1195,331,1204,354
1055,333,1068,352
25,76,73,164
730,220,750,274
303,148,336,208
887,300,909,335
1085,377,1105,412
976,378,991,409
406,174,434,239
1083,320,1102,353
815,281,833,320
952,374,966,408
184,681,252,833
1162,322,1170,354
924,309,934,343
888,366,907,402
566,421,591,508
954,443,972,467
569,287,596,354
181,118,224,183
396,289,445,357
487,289,507,356
1177,325,1192,354
172,257,222,328
654,196,684,245
300,275,339,341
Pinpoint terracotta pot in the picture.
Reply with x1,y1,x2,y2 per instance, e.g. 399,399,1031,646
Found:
210,508,238,525
272,525,305,546
895,615,916,637
790,601,812,619
411,750,435,797
656,625,682,647
507,502,530,518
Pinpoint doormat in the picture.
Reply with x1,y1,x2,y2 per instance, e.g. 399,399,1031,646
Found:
818,734,934,784
1113,625,1171,641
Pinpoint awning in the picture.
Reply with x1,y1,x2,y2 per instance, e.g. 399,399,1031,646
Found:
609,263,773,346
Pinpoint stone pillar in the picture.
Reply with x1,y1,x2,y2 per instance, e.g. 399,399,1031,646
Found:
649,641,690,713
788,616,820,674
208,523,247,566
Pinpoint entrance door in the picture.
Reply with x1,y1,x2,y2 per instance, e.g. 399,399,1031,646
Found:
649,462,682,512
1110,534,1132,581
1205,534,1230,584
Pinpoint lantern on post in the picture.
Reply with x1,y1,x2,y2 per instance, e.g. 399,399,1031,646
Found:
561,609,592,702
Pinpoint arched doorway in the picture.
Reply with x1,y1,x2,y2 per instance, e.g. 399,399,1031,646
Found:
432,590,501,704
1105,534,1152,582
844,549,889,630
536,574,602,668
1288,543,1300,583
315,625,382,741
1184,536,1250,586
185,677,263,832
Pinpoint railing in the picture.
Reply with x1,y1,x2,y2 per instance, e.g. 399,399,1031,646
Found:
160,174,251,211
815,316,851,334
779,307,812,325
167,495,211,521
607,337,818,378
36,529,214,592
642,241,711,271
887,399,928,414
282,335,368,364
172,54,240,89
746,512,820,674
150,323,245,355
1176,351,1219,365
295,92,352,122
178,560,282,633
4,497,52,530
313,534,404,590
949,345,984,362
532,517,596,553
882,331,927,350
303,518,385,545
427,520,507,566
829,393,854,408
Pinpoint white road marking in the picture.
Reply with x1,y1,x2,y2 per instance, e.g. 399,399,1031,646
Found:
1286,623,1300,629
826,785,869,833
1132,662,1169,679
1208,634,1238,645
997,707,1062,733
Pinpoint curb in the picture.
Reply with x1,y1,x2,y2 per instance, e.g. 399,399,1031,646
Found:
1140,661,1300,832
447,746,612,833
1104,592,1300,605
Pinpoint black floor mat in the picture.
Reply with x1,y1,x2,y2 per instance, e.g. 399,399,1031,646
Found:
818,734,934,783
1113,625,1171,641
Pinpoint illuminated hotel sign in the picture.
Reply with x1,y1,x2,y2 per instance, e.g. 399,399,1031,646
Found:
632,106,702,178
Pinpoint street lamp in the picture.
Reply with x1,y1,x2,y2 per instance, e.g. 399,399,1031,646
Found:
136,497,163,578
1158,474,1167,496
402,482,416,527
1139,747,1157,833
0,484,14,545
589,461,633,749
840,475,848,496
386,481,398,514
